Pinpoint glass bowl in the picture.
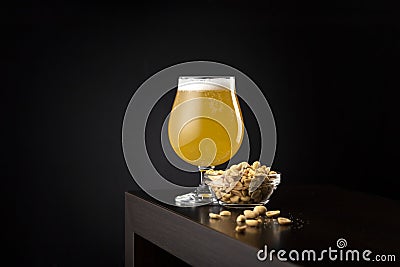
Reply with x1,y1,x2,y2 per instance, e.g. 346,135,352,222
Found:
205,172,281,207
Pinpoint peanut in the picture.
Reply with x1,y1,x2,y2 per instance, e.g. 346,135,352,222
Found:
244,210,257,219
254,205,267,215
233,182,243,190
230,195,240,203
231,190,242,196
209,213,221,219
219,210,231,216
240,196,251,202
252,161,261,169
266,210,280,218
277,217,292,225
223,193,232,198
235,225,247,233
236,214,246,222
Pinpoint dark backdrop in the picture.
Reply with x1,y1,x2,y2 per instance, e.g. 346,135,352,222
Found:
13,1,399,266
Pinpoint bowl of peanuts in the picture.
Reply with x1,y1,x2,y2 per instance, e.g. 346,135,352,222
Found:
205,161,280,207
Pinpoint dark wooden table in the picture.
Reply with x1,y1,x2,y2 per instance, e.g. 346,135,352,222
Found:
125,185,399,266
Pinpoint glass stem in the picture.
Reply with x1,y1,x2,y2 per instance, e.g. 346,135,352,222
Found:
198,166,214,185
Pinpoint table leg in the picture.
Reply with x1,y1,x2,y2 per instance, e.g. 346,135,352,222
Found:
125,206,134,266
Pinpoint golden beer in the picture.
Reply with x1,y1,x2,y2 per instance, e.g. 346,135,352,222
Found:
168,77,244,167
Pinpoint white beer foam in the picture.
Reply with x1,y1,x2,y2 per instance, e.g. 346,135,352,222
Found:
178,76,235,91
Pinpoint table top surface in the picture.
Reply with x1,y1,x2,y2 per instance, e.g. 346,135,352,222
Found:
127,184,399,264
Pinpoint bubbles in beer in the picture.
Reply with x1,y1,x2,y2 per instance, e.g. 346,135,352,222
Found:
168,77,244,167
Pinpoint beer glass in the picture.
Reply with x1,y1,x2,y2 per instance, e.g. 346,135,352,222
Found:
168,76,244,206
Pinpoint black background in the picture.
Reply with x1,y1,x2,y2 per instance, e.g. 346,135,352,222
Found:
12,1,399,266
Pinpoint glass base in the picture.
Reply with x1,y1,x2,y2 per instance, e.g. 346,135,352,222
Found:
218,200,269,208
175,184,217,207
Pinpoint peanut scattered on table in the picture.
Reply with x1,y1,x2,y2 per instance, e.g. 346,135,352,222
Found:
244,210,258,219
210,207,292,234
254,205,267,215
266,210,280,218
278,217,292,225
236,215,246,223
209,213,221,219
219,210,231,216
235,225,247,233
